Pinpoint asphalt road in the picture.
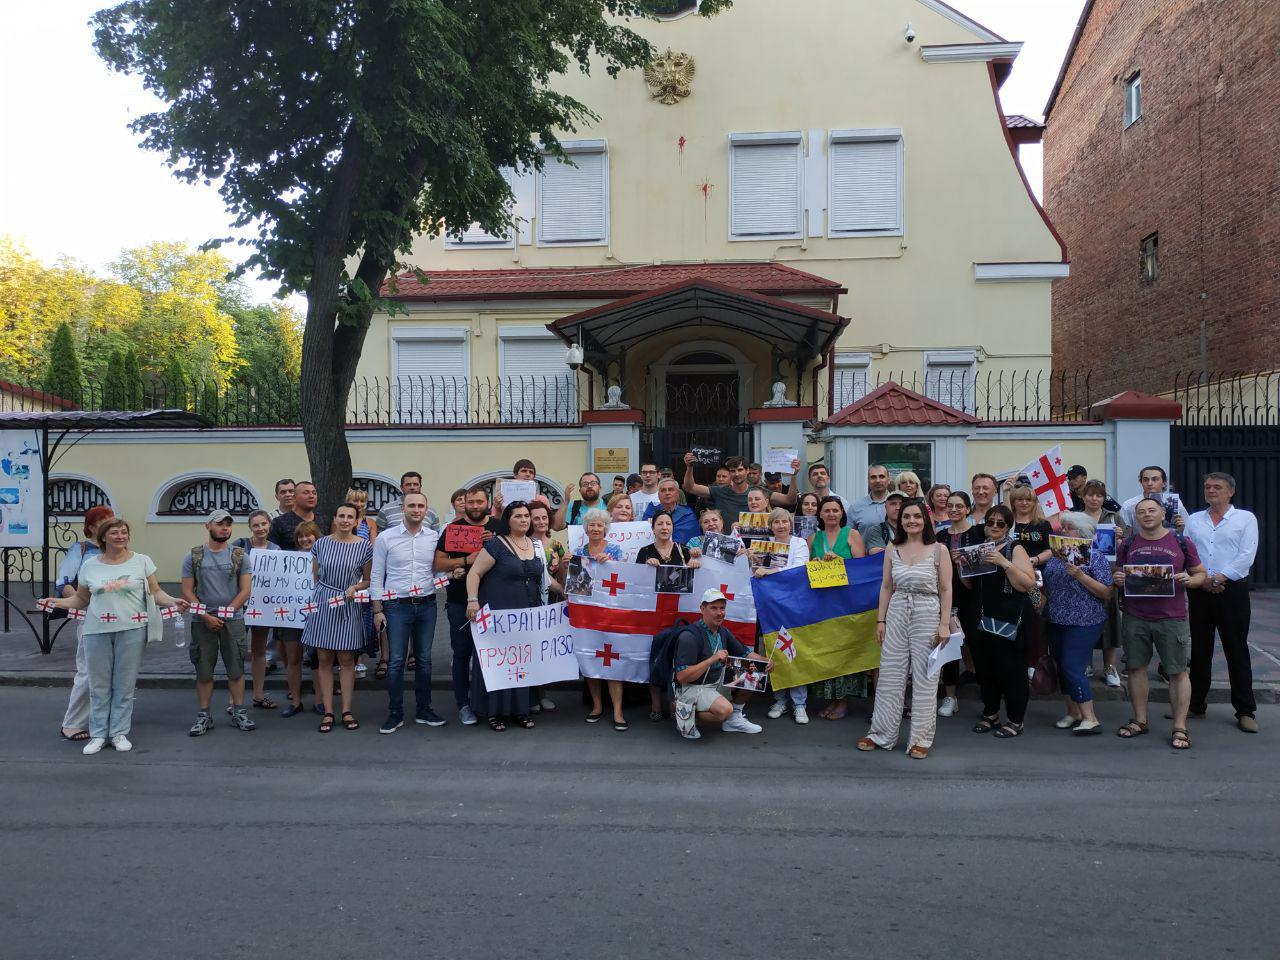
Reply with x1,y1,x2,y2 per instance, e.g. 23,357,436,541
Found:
2,687,1278,960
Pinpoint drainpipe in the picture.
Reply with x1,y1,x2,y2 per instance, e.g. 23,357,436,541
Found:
812,347,832,419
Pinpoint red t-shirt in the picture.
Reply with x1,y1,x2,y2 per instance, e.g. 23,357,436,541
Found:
1119,531,1201,622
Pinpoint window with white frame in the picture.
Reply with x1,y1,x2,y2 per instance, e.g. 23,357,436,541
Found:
444,167,525,248
49,475,112,518
499,329,577,424
392,328,470,424
924,352,976,413
828,130,904,236
538,141,608,245
729,132,803,239
156,475,259,517
833,353,872,409
1123,72,1142,127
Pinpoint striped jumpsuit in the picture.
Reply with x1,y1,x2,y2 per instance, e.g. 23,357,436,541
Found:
867,546,942,751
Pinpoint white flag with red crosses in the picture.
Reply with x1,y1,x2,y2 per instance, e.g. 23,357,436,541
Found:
1023,444,1072,518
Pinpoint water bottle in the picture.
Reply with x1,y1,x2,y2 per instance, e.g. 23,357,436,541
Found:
173,613,187,648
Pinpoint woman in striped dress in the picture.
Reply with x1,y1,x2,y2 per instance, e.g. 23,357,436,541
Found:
303,502,373,733
858,501,953,760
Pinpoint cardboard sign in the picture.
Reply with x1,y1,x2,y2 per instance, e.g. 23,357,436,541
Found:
443,523,487,553
763,446,799,475
806,557,849,589
471,601,579,691
567,521,655,562
247,549,316,627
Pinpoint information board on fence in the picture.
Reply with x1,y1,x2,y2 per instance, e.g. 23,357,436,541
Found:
472,600,578,691
247,550,315,628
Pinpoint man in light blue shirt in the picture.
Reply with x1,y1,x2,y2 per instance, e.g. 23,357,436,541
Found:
847,464,891,537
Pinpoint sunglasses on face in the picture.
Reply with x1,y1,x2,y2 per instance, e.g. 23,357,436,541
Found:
985,519,1008,529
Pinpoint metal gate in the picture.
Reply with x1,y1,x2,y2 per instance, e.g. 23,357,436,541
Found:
1170,425,1280,587
642,377,753,479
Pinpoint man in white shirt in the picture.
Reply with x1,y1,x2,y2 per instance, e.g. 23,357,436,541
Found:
629,461,662,518
847,464,891,537
377,471,441,533
1119,465,1189,532
371,492,443,733
1184,472,1260,732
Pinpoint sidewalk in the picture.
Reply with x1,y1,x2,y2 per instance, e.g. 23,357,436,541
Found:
4,591,1279,704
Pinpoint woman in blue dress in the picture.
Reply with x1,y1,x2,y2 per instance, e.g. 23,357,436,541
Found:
302,502,373,733
464,501,545,732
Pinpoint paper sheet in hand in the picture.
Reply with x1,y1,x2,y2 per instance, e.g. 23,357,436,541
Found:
928,632,965,673
498,479,538,505
763,447,799,474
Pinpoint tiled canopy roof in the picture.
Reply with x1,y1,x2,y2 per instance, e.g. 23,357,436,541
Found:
824,381,979,427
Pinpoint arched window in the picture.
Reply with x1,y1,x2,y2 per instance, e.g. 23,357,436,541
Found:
153,473,261,519
351,475,401,514
48,475,113,518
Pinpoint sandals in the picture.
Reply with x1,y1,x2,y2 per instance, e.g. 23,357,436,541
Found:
488,716,508,732
613,719,629,732
648,710,664,723
856,736,880,752
280,701,305,718
908,744,930,760
993,721,1024,739
341,711,359,731
972,715,1000,734
1171,728,1191,750
1072,719,1103,736
823,705,848,721
375,659,388,680
585,711,603,723
319,712,335,733
59,727,91,742
1116,719,1149,739
514,715,535,729
253,696,278,710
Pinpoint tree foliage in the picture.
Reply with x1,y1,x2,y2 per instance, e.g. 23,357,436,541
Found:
42,322,84,406
92,0,729,509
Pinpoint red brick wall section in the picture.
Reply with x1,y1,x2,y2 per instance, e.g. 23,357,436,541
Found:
1044,0,1280,396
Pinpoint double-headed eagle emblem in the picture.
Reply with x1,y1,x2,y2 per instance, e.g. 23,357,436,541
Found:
643,48,696,105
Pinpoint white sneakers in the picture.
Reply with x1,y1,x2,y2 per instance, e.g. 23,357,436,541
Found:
766,701,787,719
110,734,132,752
937,696,958,717
793,706,809,724
721,712,762,734
1104,665,1122,688
83,735,132,755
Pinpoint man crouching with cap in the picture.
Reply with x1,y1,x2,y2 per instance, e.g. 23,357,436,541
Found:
673,588,771,739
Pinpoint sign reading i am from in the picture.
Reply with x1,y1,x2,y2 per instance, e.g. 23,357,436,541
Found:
247,550,315,627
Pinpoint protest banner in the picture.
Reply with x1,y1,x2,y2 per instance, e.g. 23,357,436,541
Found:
806,557,849,589
498,479,538,504
248,550,315,627
443,523,487,553
763,446,799,475
690,445,721,466
472,601,578,692
567,521,655,561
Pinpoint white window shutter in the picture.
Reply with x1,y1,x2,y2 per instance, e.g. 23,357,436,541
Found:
830,139,901,234
925,363,973,413
539,150,607,244
730,142,801,237
834,365,871,408
394,340,470,423
447,168,518,247
500,338,576,423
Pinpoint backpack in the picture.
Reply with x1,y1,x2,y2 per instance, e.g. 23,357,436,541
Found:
649,618,693,695
189,544,245,593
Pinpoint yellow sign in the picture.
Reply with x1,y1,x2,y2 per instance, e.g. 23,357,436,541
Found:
593,448,629,473
806,558,849,589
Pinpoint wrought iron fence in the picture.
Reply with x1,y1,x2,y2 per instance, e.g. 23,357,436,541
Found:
1171,371,1280,426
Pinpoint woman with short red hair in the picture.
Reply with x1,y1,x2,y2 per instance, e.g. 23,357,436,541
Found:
56,504,115,742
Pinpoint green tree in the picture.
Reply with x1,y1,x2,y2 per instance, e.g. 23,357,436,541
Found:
164,355,188,410
197,380,220,423
42,322,84,407
93,0,729,510
123,348,144,410
102,350,126,410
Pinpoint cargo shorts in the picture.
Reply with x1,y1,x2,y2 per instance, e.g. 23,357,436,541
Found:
190,617,248,683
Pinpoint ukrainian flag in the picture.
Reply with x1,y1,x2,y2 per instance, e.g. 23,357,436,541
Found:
752,555,883,689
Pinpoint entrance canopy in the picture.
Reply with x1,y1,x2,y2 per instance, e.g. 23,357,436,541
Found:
547,278,849,362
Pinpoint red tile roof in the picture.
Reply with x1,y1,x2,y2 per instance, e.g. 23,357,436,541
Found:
0,379,74,409
382,262,845,301
824,381,979,427
1004,114,1044,130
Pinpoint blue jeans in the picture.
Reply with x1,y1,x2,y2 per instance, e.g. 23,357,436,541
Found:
1048,621,1103,704
773,685,808,707
385,600,437,718
83,627,145,738
446,601,474,709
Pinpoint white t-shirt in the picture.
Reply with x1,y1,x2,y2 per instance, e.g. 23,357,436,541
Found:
630,490,661,519
79,553,157,635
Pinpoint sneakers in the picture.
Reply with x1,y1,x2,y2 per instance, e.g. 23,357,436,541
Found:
229,708,256,732
539,697,557,712
766,700,787,720
937,696,959,718
110,734,133,752
721,712,762,734
415,707,447,727
189,711,214,737
458,705,478,726
1084,664,1095,678
794,706,809,724
1104,665,1122,688
379,715,404,735
681,725,702,740
355,663,368,678
82,737,106,755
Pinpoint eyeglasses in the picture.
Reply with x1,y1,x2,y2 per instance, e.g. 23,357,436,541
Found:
985,520,1008,529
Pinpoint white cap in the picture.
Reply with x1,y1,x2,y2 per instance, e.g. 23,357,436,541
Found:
700,588,727,605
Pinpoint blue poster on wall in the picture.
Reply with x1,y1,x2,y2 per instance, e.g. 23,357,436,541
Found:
0,430,42,547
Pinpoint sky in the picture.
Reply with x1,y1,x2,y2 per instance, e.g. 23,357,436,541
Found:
0,0,1085,303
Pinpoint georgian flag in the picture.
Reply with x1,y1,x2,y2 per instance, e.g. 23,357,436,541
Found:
245,608,264,620
566,560,757,684
36,598,55,613
160,606,180,621
188,602,208,615
216,606,236,618
1023,444,1071,518
432,575,450,591
774,626,797,662
327,595,346,608
352,590,371,604
68,608,85,621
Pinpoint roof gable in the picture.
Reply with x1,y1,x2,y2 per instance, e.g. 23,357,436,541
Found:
914,0,1005,43
824,380,979,427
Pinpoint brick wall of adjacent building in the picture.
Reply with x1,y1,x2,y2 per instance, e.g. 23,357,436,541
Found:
1044,0,1280,396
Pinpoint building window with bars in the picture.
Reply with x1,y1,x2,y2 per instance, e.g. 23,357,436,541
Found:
49,475,112,518
351,476,401,514
155,475,260,517
1140,232,1159,282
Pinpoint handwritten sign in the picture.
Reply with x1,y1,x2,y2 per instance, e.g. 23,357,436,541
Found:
568,521,655,562
248,549,316,627
806,558,849,589
472,601,579,691
443,523,487,553
690,445,722,466
498,479,538,505
763,447,799,475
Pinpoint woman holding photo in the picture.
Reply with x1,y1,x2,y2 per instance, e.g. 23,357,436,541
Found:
808,496,869,721
637,510,698,725
742,509,810,722
936,492,978,718
1081,480,1124,687
960,505,1036,739
1041,511,1114,735
571,508,624,728
858,500,953,759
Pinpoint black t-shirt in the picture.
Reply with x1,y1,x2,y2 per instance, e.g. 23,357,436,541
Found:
439,517,501,605
1014,520,1053,558
269,511,332,550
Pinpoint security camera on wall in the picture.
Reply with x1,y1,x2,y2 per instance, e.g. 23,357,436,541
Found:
905,23,916,44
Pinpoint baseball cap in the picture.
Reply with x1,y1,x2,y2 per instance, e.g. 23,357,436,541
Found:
206,509,233,524
700,588,727,605
1067,464,1088,480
